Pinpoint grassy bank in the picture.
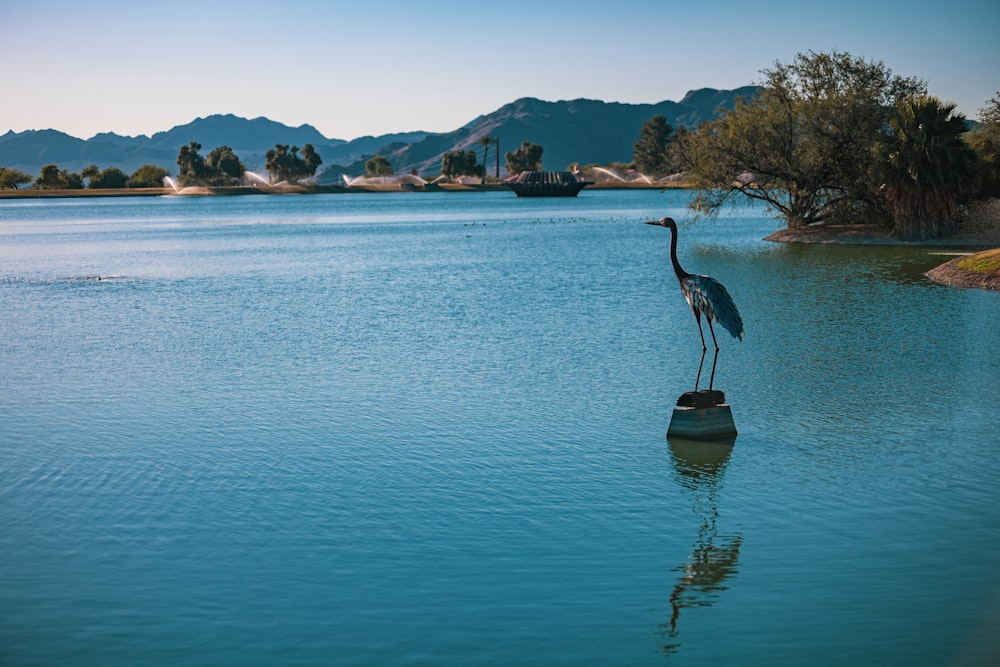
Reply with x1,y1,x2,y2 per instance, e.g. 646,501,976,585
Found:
925,248,1000,291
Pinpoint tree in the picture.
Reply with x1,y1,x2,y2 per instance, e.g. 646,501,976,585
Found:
206,145,246,185
34,164,82,190
177,144,255,185
35,164,63,189
873,95,980,240
265,144,322,184
505,141,543,174
478,135,495,183
127,164,171,188
301,144,323,176
87,167,129,189
365,156,393,179
0,167,33,189
633,115,676,178
680,50,925,229
980,92,1000,125
81,164,99,184
63,170,84,189
177,142,210,185
441,150,483,181
966,91,1000,196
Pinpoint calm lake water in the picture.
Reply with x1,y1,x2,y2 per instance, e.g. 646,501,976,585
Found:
2,189,998,666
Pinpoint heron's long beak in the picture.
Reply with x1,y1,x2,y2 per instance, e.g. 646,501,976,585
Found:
644,220,660,226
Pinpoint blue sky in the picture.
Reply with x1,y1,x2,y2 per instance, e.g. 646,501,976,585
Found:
2,0,997,140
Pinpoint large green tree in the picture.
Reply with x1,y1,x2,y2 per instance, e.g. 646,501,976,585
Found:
35,164,64,189
365,155,393,179
206,145,246,185
86,166,129,189
178,143,256,185
301,144,322,176
64,170,83,189
127,164,171,188
873,95,979,240
633,115,676,178
177,142,211,185
34,164,82,190
505,141,543,174
441,150,483,181
680,51,925,229
81,164,99,184
265,144,322,184
0,167,32,190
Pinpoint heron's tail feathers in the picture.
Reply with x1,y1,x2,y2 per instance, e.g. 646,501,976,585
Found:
686,274,744,341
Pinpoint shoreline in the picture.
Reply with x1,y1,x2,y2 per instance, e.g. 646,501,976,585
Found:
0,181,673,199
763,224,1000,248
763,199,1000,291
762,200,1000,249
924,250,1000,291
768,226,1000,291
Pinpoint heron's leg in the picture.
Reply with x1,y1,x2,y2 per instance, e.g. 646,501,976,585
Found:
694,315,707,391
707,319,720,390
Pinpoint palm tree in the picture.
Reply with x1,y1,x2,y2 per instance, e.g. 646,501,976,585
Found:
478,135,495,183
874,95,980,240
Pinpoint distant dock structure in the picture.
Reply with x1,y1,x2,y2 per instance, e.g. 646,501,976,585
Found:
505,171,592,197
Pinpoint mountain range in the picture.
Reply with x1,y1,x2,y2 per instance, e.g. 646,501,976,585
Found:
1,87,758,182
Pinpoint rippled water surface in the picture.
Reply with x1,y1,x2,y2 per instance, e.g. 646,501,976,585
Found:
2,190,998,666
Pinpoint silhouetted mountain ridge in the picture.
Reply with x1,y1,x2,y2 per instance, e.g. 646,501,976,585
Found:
142,114,337,152
1,87,758,180
318,87,759,182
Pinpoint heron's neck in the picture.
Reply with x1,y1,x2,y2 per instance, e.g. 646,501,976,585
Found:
668,226,689,281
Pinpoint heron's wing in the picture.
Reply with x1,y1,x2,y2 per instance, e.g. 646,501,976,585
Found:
685,275,744,340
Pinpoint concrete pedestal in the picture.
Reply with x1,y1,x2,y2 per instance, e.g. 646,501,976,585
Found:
666,390,738,441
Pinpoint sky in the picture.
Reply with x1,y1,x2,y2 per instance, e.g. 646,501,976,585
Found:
2,0,998,141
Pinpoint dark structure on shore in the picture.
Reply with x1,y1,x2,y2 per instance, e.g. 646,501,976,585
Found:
505,171,592,197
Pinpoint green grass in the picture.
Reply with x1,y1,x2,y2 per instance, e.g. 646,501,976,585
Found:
957,248,1000,274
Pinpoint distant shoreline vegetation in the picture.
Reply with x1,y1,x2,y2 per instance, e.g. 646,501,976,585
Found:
0,179,682,199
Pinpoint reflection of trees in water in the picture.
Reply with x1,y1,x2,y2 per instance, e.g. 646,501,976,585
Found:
661,437,743,655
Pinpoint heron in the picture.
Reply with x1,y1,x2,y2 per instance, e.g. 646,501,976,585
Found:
646,217,744,392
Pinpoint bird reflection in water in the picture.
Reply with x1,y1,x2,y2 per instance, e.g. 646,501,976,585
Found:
661,437,743,655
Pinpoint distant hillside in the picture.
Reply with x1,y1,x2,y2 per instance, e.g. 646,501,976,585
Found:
142,114,336,152
0,129,142,173
1,88,757,181
0,116,431,177
317,87,760,183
